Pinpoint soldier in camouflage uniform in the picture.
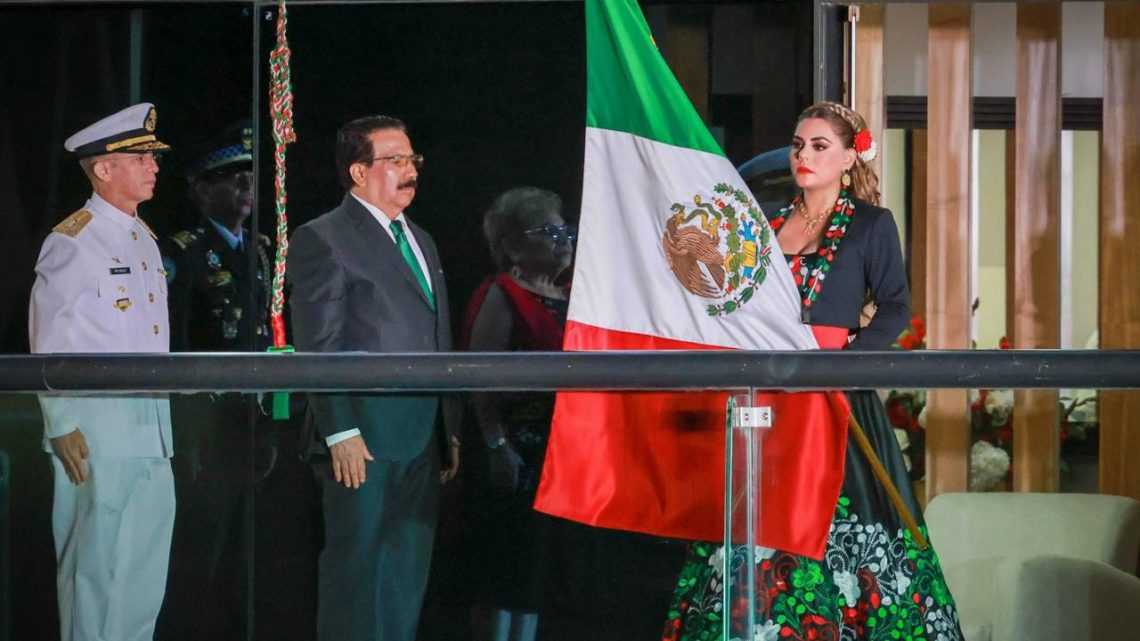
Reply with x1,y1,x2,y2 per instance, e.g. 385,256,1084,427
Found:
155,121,275,641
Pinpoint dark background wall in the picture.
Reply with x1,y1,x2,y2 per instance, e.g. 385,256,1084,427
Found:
0,0,816,358
0,2,815,639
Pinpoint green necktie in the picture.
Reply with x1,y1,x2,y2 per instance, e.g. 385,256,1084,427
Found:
390,219,435,310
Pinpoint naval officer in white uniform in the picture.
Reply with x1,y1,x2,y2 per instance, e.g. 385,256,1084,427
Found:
29,103,176,641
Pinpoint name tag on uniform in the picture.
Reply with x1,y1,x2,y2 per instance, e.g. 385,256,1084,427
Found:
110,266,131,275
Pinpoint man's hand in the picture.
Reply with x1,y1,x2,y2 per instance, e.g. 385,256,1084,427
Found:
50,429,90,485
330,435,374,489
440,435,460,484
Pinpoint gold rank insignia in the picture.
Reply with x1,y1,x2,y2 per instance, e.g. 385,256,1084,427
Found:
53,209,94,238
114,298,133,311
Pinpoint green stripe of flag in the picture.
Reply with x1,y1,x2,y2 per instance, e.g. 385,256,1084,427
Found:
586,0,724,157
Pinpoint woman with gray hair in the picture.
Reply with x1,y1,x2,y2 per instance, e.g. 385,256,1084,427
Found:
461,186,574,641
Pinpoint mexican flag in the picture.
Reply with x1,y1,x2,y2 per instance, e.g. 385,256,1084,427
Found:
532,0,850,559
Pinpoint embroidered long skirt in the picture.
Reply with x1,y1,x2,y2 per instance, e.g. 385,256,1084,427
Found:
662,391,965,641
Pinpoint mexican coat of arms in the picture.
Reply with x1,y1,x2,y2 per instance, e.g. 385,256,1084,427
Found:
661,183,772,317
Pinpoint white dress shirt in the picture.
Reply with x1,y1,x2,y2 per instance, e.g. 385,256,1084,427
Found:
350,193,432,293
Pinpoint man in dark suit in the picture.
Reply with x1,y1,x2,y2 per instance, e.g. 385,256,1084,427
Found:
288,115,460,641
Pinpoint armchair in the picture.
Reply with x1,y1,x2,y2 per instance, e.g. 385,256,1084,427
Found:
923,492,1140,641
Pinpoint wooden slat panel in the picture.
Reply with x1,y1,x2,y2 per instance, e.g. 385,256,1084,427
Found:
1100,3,1140,501
1005,129,1016,340
925,4,973,500
855,3,885,182
910,129,928,316
1011,2,1061,493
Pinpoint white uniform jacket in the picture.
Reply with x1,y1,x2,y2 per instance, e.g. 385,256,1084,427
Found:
30,193,173,458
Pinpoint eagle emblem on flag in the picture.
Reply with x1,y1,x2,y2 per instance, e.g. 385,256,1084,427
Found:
661,183,772,316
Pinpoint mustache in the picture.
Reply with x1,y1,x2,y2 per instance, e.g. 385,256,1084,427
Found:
398,178,418,190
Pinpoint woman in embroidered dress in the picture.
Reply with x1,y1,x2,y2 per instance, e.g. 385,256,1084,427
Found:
462,186,574,641
663,103,965,641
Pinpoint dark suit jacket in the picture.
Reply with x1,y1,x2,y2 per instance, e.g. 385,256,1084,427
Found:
288,193,459,461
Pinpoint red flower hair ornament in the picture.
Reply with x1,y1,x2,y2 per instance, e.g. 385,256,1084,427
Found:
853,129,877,163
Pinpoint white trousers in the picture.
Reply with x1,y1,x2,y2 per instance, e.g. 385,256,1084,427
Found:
52,457,175,641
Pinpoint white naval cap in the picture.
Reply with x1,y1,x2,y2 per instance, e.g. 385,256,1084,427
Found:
64,103,171,158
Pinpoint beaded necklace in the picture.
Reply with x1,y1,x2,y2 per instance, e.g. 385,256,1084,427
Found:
769,191,855,322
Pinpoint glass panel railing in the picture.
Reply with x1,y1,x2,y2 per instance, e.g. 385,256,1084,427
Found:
723,388,767,639
0,358,1135,641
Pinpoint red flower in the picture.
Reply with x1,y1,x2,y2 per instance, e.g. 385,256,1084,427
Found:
972,390,988,412
911,316,926,342
998,425,1013,444
716,199,726,208
870,592,881,609
887,401,912,429
854,129,873,154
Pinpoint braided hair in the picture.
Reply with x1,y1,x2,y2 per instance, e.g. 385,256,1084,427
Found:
796,102,880,205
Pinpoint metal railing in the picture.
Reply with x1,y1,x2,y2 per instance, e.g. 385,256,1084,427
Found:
1,350,1137,393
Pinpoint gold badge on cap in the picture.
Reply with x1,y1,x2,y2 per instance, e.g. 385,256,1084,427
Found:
144,107,157,132
242,127,253,152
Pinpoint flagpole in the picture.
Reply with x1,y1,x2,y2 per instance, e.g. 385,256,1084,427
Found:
842,404,930,549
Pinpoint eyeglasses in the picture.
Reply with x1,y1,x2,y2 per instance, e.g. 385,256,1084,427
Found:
370,153,424,169
523,223,576,243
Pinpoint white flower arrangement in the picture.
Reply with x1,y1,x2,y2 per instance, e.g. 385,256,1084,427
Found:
969,440,1011,492
983,389,1014,422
